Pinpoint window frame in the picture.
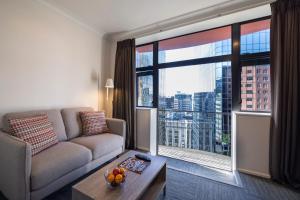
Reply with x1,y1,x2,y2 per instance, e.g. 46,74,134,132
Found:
135,16,271,113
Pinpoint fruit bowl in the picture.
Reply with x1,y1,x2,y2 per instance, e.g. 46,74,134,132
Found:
104,167,126,187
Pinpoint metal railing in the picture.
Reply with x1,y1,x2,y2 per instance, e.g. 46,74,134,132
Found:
157,109,231,156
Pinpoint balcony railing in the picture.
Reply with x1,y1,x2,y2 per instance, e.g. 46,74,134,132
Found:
158,109,232,170
158,109,231,165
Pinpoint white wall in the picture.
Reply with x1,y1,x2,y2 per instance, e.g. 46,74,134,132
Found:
136,108,157,154
0,0,106,127
103,38,117,117
236,113,271,178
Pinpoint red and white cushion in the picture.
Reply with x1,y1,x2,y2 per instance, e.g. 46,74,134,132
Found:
80,111,110,136
9,115,58,155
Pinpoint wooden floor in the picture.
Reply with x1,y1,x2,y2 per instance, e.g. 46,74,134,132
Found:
158,145,232,171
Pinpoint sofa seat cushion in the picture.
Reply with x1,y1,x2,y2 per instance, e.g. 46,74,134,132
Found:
31,142,92,190
71,134,123,160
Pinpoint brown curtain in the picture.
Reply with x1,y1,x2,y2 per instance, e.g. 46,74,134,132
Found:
113,39,136,149
270,0,300,188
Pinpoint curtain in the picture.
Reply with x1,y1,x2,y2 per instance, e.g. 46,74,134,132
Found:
113,39,136,149
270,0,300,188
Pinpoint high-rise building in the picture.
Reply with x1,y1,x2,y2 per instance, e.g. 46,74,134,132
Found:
174,92,192,111
164,118,192,149
158,92,192,149
159,96,174,110
241,65,271,111
173,92,192,120
136,51,153,67
158,108,192,149
192,92,215,151
137,75,153,107
141,88,153,107
215,64,232,155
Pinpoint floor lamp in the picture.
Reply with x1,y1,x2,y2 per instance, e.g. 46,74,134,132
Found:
105,78,114,100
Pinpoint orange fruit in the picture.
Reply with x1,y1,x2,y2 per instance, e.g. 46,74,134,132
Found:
119,167,126,174
107,173,115,183
115,174,123,184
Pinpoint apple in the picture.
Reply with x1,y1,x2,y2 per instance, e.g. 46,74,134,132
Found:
113,168,120,176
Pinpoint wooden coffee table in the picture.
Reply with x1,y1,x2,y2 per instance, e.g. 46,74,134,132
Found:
72,150,167,200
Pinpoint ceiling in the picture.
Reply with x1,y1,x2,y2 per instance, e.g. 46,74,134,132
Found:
42,0,232,34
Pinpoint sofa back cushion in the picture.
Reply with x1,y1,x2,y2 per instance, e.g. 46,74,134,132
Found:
2,109,67,141
61,107,94,139
9,115,59,155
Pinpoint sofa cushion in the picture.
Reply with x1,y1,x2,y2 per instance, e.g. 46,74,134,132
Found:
71,133,123,160
31,142,92,190
9,115,58,155
2,109,67,141
61,107,94,139
80,111,110,136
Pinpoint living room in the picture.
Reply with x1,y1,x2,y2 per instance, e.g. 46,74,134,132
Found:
0,0,299,200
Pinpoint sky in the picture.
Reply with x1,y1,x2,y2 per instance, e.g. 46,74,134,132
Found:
159,45,218,97
160,64,216,97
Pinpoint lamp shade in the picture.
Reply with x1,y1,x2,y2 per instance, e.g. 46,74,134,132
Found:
105,78,114,88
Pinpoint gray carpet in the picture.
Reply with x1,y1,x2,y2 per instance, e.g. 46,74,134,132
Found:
158,169,300,200
165,156,240,187
1,161,299,200
45,166,299,200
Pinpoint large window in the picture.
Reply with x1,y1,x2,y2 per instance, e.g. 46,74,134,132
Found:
135,17,271,157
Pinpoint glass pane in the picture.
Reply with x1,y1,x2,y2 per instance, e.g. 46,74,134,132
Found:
136,44,153,68
241,64,271,112
137,75,153,107
241,19,270,54
158,26,231,63
158,62,232,156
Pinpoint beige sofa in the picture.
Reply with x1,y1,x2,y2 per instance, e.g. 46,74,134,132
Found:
0,107,126,200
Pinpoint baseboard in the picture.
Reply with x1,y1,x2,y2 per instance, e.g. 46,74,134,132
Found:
136,147,150,152
238,168,271,179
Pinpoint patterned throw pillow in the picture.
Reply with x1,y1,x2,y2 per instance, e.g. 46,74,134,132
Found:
9,115,58,156
80,111,110,136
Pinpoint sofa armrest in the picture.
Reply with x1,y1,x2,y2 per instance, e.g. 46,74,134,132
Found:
106,118,126,150
0,131,31,200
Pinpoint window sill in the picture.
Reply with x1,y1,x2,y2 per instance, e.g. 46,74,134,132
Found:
136,107,156,110
233,111,271,117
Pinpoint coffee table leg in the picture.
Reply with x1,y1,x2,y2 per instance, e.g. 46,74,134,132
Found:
163,185,166,196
